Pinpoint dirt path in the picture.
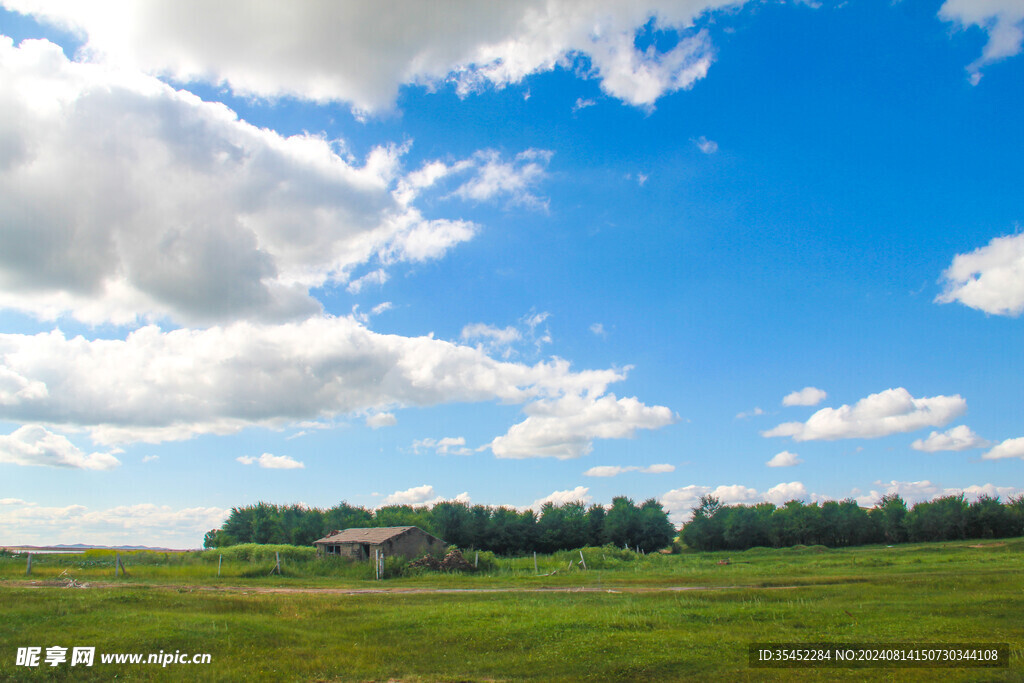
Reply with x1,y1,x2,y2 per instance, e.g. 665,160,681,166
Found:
6,580,799,595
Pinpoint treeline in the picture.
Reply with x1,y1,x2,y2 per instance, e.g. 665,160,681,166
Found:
681,493,1024,552
204,496,676,555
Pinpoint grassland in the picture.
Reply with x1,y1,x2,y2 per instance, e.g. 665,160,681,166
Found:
0,539,1021,681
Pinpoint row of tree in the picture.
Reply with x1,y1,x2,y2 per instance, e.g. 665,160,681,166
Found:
204,496,677,555
681,493,1024,551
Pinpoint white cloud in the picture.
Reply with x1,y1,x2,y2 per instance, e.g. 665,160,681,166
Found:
6,0,744,111
763,481,807,506
380,484,470,507
0,37,488,326
936,232,1024,316
0,425,120,470
782,386,827,407
529,486,591,509
412,436,473,456
0,498,228,548
461,323,522,348
236,452,304,469
946,483,1024,501
762,388,966,442
693,135,718,154
0,316,660,447
735,406,765,419
766,450,802,467
982,436,1024,460
939,0,1024,83
452,149,552,209
589,323,606,337
583,463,675,477
366,412,397,429
142,455,159,463
856,479,1024,506
573,97,596,112
347,269,390,294
911,425,989,452
660,483,761,524
489,393,677,459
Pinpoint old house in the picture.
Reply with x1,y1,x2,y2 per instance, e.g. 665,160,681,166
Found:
313,526,446,561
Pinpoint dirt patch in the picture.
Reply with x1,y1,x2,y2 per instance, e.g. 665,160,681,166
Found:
968,542,1006,548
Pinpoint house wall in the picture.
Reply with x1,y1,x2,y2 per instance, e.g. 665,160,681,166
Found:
318,528,446,561
381,529,445,560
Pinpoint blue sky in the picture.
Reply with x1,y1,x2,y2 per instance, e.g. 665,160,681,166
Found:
1,0,1022,547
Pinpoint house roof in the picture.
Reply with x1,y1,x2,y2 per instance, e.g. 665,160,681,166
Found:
313,526,422,545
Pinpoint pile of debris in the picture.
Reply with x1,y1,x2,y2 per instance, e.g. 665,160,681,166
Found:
409,548,476,573
408,555,442,571
439,548,475,572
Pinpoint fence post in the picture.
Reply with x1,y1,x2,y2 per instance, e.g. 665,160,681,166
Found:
275,551,281,575
26,554,31,575
218,554,222,577
115,552,120,578
579,550,587,571
533,551,538,574
475,551,479,568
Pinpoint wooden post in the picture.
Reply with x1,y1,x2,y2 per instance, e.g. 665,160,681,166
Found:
275,551,281,575
475,551,479,568
218,554,222,577
533,551,538,574
115,552,121,578
26,553,31,575
579,550,587,571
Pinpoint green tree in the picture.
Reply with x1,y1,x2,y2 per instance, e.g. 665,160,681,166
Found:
604,496,641,549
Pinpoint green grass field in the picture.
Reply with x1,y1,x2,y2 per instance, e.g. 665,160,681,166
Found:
1,539,1021,681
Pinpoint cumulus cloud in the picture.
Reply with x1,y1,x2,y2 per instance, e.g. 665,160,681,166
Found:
529,486,591,509
766,450,802,467
735,406,765,419
911,425,989,452
489,393,677,459
0,316,666,447
660,483,761,524
936,233,1024,316
0,498,228,547
939,0,1024,84
762,388,966,442
347,269,389,294
380,484,470,507
782,386,827,407
583,463,675,477
411,437,473,456
0,37,493,326
452,149,552,209
365,412,397,429
236,453,305,469
852,479,1024,506
982,436,1024,460
461,324,522,357
763,481,807,505
4,0,745,111
0,425,120,470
